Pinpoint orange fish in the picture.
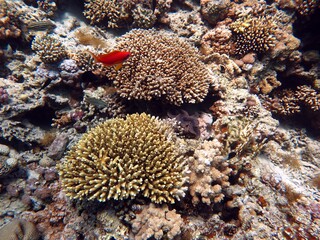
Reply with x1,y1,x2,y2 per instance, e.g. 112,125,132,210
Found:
88,50,131,70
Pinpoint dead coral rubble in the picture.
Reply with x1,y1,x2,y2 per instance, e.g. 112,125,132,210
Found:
108,29,211,106
58,113,188,204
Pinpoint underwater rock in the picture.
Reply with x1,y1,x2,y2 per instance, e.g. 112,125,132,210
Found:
47,134,69,160
0,157,18,178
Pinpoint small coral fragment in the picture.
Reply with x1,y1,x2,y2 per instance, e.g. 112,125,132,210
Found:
230,15,277,55
58,113,188,204
31,35,67,63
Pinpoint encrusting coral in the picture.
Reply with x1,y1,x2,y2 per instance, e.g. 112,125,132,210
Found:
107,29,211,105
58,113,188,204
0,219,40,240
31,35,67,63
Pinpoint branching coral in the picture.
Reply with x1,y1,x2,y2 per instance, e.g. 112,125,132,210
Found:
83,0,132,28
200,25,233,55
58,113,188,204
31,35,67,63
230,15,277,55
261,85,320,115
107,29,211,105
295,0,319,16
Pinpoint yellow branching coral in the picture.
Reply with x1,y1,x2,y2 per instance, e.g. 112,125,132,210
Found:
58,113,188,204
107,29,211,106
230,15,277,55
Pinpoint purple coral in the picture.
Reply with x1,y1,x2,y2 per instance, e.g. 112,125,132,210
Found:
0,87,9,104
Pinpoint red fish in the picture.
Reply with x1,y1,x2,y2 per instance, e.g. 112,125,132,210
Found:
89,50,131,70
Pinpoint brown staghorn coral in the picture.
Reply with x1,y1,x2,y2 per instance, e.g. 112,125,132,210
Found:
107,29,211,106
31,35,67,63
261,85,320,115
230,15,277,56
58,113,188,204
131,203,183,240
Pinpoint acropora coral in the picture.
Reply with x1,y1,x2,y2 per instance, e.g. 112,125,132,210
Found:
107,29,211,105
58,113,188,204
230,15,277,55
31,35,67,63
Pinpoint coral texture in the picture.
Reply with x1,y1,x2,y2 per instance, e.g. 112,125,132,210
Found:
58,113,188,203
0,219,40,240
261,85,320,115
0,0,21,40
131,203,183,240
84,0,133,28
107,29,211,105
31,35,67,63
230,15,277,55
0,87,9,104
295,0,319,16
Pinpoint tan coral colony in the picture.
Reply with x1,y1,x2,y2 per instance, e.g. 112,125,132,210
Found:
58,113,188,204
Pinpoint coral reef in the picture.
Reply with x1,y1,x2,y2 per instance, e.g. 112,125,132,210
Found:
58,113,188,204
230,15,277,55
83,0,130,28
107,29,211,105
261,85,320,115
83,0,158,29
31,35,67,63
0,0,319,239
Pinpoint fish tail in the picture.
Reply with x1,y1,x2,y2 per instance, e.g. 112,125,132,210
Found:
84,50,98,62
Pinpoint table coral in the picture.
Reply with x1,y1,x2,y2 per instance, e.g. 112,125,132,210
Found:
58,113,188,204
107,29,211,106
